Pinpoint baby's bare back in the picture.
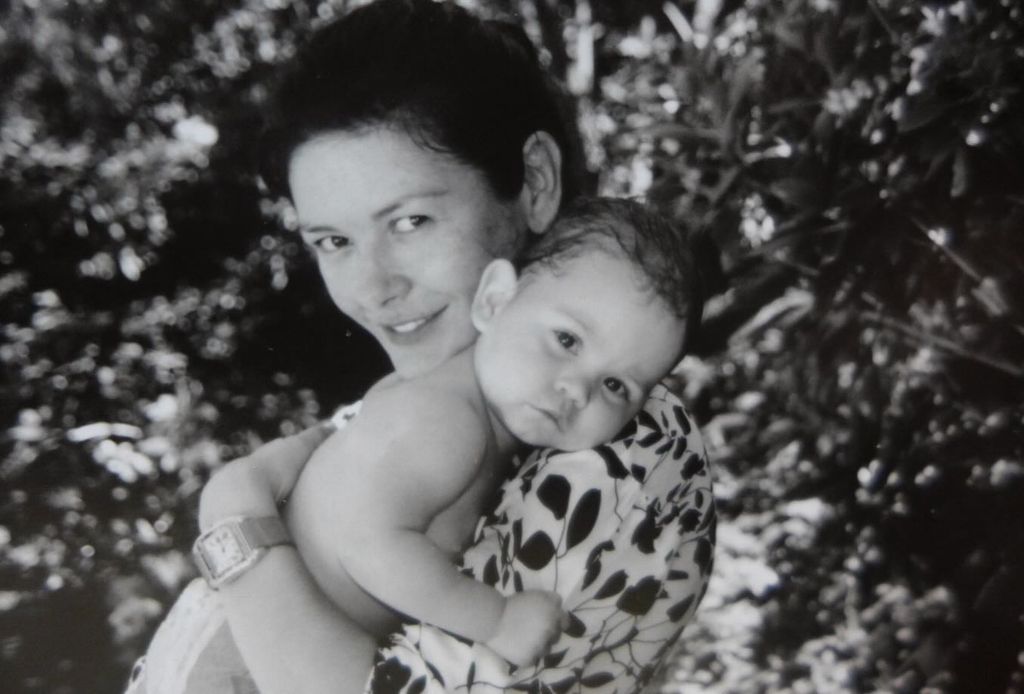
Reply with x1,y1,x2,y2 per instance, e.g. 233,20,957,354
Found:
284,365,507,638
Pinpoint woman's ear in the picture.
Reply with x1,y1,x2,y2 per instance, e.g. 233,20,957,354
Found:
471,259,519,332
519,131,563,235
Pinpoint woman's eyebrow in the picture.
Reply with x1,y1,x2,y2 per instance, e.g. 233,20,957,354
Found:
371,189,449,220
297,224,338,235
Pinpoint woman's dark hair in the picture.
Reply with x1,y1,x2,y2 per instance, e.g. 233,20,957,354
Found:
259,0,583,202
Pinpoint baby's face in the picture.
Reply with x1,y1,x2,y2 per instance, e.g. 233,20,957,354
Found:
474,250,687,452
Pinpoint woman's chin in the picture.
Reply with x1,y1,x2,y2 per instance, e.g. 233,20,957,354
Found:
385,337,476,379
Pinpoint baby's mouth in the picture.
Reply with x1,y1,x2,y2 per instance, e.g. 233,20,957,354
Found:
533,405,563,431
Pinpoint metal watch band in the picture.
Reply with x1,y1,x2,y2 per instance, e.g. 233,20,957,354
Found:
237,516,290,549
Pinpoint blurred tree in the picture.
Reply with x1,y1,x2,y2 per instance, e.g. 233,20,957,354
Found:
573,0,1023,690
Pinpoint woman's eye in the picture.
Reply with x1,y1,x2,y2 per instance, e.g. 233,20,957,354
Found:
393,215,428,233
603,378,629,400
311,235,349,253
554,330,579,353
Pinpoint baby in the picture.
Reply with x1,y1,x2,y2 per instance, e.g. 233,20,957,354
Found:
134,197,699,693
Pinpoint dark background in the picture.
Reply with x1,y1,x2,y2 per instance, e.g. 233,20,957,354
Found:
1,1,1022,692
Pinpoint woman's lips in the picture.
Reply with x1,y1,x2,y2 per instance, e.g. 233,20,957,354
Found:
382,306,447,345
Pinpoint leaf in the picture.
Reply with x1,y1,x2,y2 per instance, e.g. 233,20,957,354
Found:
951,146,969,198
667,568,691,581
537,474,571,520
637,409,660,432
682,453,705,479
673,437,688,460
518,531,557,570
695,537,714,574
672,405,691,434
617,576,663,615
596,445,629,478
581,557,602,590
586,540,614,562
425,661,445,685
408,676,427,694
769,177,819,209
898,93,950,133
374,657,412,690
543,648,570,668
630,464,646,482
566,489,601,549
565,611,587,637
631,507,660,554
681,508,703,532
615,416,637,441
637,431,662,448
580,671,616,687
482,555,499,586
667,595,696,622
547,674,577,693
594,570,628,600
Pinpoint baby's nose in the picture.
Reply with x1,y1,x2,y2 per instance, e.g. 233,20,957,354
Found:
556,377,589,411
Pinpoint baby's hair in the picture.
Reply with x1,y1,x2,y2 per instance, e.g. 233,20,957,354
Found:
517,197,704,352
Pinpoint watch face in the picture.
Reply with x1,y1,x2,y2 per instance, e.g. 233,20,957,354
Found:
199,525,247,580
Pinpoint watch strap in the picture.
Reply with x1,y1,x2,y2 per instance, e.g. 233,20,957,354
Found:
237,516,290,549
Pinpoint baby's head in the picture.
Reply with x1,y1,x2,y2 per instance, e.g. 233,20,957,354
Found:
471,198,702,451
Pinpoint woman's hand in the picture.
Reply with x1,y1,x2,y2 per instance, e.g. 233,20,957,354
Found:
198,423,334,531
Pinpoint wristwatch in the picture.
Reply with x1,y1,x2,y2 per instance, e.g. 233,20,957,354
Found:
193,516,292,589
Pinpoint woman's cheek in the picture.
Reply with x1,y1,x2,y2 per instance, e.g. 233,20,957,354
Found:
319,261,358,316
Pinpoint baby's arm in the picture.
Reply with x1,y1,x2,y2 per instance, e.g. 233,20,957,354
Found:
326,388,563,664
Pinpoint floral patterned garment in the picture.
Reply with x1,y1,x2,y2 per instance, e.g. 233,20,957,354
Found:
367,383,716,693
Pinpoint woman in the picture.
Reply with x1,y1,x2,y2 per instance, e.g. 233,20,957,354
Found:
153,1,715,692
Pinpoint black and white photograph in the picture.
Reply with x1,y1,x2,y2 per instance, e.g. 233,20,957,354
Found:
2,0,1022,692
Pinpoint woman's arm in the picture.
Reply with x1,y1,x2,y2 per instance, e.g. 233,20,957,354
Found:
198,426,379,694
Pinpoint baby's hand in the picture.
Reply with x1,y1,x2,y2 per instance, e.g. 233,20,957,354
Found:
486,591,565,667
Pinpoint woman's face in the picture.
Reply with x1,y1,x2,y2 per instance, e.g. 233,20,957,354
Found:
288,128,527,378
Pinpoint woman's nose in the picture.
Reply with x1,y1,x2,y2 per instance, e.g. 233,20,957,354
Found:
355,240,410,308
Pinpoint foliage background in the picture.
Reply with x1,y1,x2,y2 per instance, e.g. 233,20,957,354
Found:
1,0,1022,692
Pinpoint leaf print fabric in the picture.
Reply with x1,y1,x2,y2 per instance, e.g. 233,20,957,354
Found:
365,384,716,693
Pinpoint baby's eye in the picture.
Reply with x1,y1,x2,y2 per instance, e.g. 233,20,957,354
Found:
554,330,580,353
311,235,350,253
603,377,630,400
393,215,429,233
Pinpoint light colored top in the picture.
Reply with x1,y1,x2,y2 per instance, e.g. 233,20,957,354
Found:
363,383,716,693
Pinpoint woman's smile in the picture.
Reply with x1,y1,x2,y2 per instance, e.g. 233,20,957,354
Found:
381,306,448,344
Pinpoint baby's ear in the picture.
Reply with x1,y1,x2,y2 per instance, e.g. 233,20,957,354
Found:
471,259,518,332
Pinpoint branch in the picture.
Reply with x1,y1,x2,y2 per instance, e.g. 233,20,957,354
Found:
864,311,1024,379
